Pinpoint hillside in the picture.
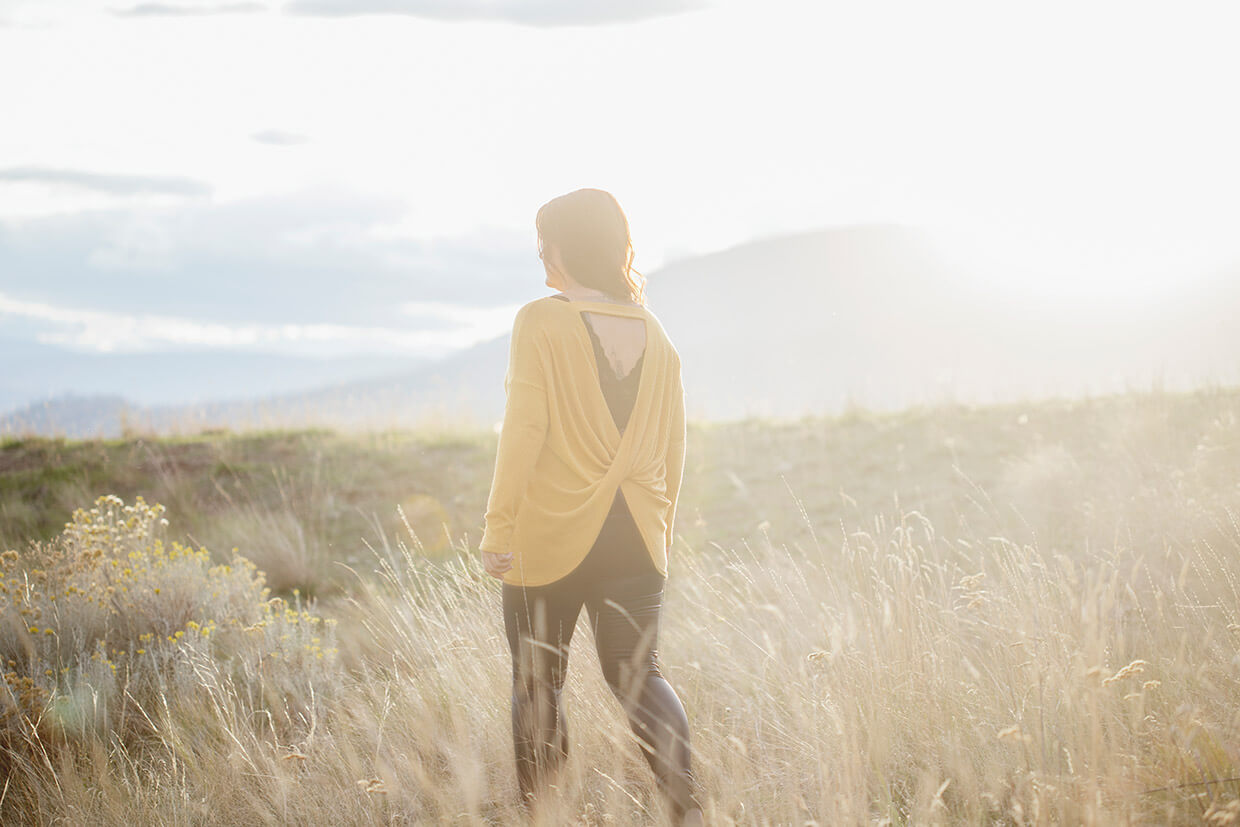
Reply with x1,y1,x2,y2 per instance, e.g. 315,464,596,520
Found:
649,225,1240,417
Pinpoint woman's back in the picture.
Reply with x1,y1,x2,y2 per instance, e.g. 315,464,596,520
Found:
480,295,686,587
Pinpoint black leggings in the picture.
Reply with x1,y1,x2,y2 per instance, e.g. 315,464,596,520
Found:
502,492,700,819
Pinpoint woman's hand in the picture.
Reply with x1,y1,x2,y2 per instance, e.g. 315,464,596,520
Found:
482,550,513,579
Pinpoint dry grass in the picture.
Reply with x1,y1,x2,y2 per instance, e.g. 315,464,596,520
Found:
2,388,1240,824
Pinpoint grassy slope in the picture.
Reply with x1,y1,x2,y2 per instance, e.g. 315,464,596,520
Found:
5,387,1235,585
3,387,1240,824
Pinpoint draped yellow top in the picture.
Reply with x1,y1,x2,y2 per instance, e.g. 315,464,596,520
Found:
479,296,687,587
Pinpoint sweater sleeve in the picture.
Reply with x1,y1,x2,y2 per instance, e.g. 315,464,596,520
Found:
664,360,687,550
479,306,549,555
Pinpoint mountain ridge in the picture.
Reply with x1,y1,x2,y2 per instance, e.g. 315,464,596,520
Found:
5,223,1238,437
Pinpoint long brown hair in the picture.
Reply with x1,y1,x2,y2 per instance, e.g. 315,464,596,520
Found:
535,188,646,306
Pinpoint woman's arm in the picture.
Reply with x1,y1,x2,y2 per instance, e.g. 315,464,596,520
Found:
664,362,687,551
480,306,549,556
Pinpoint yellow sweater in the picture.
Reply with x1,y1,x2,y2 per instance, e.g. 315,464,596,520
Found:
480,296,687,587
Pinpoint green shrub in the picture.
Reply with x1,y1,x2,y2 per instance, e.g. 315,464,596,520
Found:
0,495,340,766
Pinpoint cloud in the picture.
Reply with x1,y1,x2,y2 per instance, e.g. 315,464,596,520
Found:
0,167,211,197
112,2,267,16
0,189,541,344
251,129,310,146
0,289,517,356
285,0,704,27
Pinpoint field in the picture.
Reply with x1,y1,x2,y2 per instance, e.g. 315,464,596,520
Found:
2,387,1240,824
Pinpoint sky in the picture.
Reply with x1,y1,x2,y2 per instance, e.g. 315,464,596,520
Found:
2,0,1240,358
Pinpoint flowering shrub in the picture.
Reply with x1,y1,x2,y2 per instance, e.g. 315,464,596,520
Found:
0,495,339,757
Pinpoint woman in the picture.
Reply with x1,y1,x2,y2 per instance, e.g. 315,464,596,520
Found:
479,188,703,825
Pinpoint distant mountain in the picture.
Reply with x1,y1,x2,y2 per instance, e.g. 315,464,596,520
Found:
0,341,425,436
646,224,1240,417
6,224,1239,437
0,340,422,410
1,394,134,439
650,224,979,417
150,335,512,433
